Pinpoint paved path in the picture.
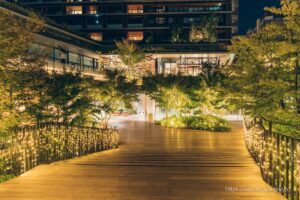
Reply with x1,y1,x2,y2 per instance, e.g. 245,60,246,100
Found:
0,121,285,200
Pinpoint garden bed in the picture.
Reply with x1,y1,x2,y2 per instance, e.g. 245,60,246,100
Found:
157,115,231,132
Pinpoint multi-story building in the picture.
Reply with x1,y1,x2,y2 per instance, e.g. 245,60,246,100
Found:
0,0,236,119
12,0,238,76
14,0,238,45
247,15,282,35
1,0,104,79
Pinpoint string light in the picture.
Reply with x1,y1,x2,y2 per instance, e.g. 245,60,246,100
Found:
244,117,300,199
0,123,118,181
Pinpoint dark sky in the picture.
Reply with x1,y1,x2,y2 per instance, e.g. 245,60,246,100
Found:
239,0,280,34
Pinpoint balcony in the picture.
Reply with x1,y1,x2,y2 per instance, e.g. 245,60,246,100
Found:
127,5,143,14
87,5,98,15
66,6,82,15
87,24,103,29
107,24,123,28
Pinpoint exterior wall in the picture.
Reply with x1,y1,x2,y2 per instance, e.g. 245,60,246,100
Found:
17,0,238,44
32,34,106,80
2,0,235,78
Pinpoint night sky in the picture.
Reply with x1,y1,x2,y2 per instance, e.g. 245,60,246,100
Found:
239,0,280,34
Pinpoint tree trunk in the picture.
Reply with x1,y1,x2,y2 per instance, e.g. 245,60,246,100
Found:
279,99,286,110
295,59,300,114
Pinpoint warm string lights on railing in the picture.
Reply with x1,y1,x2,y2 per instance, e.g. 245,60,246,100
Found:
0,123,118,181
244,116,300,200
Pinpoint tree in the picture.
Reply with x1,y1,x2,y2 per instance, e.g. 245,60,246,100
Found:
44,70,94,126
115,39,145,79
142,75,204,119
189,15,218,43
0,11,44,68
91,68,139,128
199,63,231,115
265,0,300,114
0,11,45,131
224,0,300,124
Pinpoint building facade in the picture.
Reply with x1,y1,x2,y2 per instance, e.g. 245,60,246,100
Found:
5,0,238,77
15,0,238,45
247,15,282,35
1,0,105,79
2,0,238,121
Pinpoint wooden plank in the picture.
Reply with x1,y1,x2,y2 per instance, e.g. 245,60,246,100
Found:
0,121,285,200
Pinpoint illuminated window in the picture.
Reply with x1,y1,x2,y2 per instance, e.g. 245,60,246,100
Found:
87,5,97,14
127,5,143,13
66,6,82,15
89,33,103,41
68,52,81,66
127,32,143,41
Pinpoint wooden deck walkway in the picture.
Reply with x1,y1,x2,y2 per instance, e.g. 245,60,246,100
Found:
0,121,285,200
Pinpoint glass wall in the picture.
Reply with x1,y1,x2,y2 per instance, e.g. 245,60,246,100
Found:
156,57,220,76
48,46,97,71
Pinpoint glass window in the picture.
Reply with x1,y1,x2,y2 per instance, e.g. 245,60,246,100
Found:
107,6,123,13
49,48,67,63
83,56,94,69
128,17,143,27
87,5,98,14
89,33,102,41
127,32,143,41
68,52,81,65
66,6,83,15
127,5,143,13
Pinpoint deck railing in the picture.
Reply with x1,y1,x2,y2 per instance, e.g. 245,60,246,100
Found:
0,122,118,181
245,115,300,200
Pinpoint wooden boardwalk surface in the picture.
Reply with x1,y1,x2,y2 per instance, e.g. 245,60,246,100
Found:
0,121,285,200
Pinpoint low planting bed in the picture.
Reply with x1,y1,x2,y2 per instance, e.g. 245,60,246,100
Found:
157,115,231,132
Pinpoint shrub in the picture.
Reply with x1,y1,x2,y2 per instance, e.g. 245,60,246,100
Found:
159,115,186,129
0,174,14,183
158,115,231,132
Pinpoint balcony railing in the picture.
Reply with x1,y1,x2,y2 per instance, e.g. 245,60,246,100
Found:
101,43,227,53
245,114,300,200
0,122,118,182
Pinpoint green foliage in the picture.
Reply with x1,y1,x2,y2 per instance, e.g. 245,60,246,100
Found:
189,15,219,43
143,75,204,117
170,23,186,43
0,10,45,131
0,155,15,183
0,11,44,67
145,35,154,44
183,115,230,132
158,115,231,132
114,39,146,79
115,39,145,66
0,174,15,183
43,70,94,126
0,11,139,133
265,0,300,34
262,111,300,137
143,65,229,118
225,0,300,128
158,115,186,129
91,68,139,128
